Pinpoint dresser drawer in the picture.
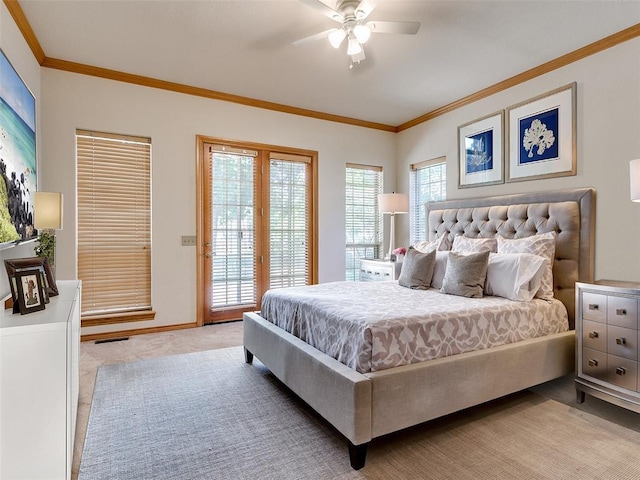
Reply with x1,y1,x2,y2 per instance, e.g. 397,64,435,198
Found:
607,325,638,360
582,319,607,352
582,347,607,381
607,295,638,329
607,354,638,391
582,292,606,323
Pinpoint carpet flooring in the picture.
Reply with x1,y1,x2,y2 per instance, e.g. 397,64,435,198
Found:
79,346,640,480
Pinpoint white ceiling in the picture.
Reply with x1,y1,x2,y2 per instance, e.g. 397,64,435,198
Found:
18,0,640,128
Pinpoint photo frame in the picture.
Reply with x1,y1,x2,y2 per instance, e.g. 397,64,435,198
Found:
15,268,46,314
4,256,58,299
458,111,504,188
506,82,576,182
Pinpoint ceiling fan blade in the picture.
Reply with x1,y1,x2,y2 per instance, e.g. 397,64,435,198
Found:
354,0,377,20
298,0,343,23
367,21,421,35
293,28,338,46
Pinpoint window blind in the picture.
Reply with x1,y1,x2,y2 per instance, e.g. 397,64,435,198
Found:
76,130,152,318
410,157,446,245
269,153,311,289
345,163,382,281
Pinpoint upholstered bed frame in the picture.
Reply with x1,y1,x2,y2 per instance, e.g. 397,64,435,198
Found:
243,188,595,469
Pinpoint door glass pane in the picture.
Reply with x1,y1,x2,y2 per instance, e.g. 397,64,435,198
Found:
210,152,255,308
269,158,309,289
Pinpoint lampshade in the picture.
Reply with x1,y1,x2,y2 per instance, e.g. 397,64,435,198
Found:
378,193,409,214
353,24,371,44
631,159,640,202
328,29,346,48
347,35,362,55
34,192,64,230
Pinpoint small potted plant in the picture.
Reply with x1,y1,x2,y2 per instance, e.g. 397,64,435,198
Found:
392,247,406,263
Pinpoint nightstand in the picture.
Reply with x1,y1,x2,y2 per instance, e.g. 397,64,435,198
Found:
359,259,402,282
575,280,640,414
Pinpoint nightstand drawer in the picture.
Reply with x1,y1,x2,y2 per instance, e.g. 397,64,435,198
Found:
582,319,607,352
359,259,401,282
582,347,607,381
607,325,638,360
607,296,638,329
607,354,638,391
582,292,606,323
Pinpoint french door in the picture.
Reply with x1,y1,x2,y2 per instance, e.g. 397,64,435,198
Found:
197,137,317,324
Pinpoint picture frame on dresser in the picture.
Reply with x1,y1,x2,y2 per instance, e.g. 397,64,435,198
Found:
4,256,58,298
15,268,46,314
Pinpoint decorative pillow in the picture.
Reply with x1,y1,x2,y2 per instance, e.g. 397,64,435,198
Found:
397,247,437,290
430,251,449,289
485,253,546,302
412,235,450,253
452,235,498,253
440,250,490,298
496,232,557,300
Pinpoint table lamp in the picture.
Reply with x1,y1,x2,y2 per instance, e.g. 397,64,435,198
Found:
34,192,64,267
378,193,409,260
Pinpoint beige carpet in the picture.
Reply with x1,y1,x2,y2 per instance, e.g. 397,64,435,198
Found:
78,343,640,480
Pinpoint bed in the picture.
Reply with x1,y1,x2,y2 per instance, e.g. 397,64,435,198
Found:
243,188,595,469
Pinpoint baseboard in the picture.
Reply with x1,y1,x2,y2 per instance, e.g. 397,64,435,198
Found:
81,322,198,342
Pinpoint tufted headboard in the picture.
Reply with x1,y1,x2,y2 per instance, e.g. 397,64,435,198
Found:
426,188,595,329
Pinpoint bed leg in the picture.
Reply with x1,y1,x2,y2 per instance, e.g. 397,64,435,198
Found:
576,388,586,404
244,347,254,364
347,441,368,470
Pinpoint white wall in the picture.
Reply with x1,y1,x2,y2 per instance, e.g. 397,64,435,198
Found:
396,37,640,283
40,70,396,334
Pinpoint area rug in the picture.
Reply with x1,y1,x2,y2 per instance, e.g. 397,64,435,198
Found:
79,346,640,480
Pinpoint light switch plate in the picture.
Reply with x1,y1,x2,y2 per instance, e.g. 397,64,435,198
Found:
181,235,196,246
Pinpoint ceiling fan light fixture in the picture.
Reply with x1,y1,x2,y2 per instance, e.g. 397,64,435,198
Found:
328,28,347,48
353,24,371,44
347,35,362,55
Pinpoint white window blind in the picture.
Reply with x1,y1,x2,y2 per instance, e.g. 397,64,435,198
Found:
76,130,152,318
345,163,382,281
209,149,257,309
269,153,311,289
410,157,446,245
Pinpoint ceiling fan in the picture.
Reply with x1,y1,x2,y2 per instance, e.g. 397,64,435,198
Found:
294,0,420,67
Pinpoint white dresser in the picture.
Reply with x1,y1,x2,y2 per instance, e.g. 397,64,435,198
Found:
359,259,402,282
0,280,81,480
575,280,640,413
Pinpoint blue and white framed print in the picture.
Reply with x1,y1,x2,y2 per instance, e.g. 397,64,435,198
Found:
458,111,504,188
506,83,576,182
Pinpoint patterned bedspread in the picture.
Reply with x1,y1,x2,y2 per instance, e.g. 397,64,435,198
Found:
260,281,568,373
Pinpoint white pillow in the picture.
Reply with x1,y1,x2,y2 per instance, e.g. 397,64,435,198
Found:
496,232,557,300
485,253,546,302
452,235,498,253
413,235,450,253
431,251,449,289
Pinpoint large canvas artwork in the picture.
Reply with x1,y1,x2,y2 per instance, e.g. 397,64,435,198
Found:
0,49,36,244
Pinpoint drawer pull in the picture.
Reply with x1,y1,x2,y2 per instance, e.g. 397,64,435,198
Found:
588,331,599,339
374,272,380,275
616,337,627,346
588,303,599,311
588,359,599,367
616,308,627,316
616,367,627,376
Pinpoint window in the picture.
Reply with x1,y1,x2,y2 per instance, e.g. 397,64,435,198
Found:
345,164,383,281
410,157,446,245
76,130,154,323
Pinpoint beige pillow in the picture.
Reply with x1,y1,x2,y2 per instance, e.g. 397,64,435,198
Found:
440,250,490,298
398,247,436,290
496,232,557,300
412,235,450,253
452,235,498,253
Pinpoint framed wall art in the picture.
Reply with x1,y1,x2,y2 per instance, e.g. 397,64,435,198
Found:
0,48,37,244
506,82,576,182
458,111,504,188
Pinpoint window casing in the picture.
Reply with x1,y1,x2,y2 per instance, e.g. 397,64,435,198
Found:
410,158,446,245
76,130,154,322
345,164,383,281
